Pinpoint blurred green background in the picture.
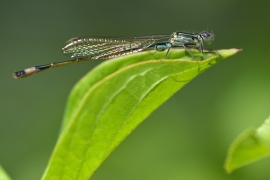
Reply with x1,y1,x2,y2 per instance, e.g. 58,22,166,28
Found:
1,0,270,179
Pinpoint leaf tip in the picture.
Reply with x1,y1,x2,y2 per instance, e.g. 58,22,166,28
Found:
236,48,243,52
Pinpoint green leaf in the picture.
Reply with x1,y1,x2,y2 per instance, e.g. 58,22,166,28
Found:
0,165,11,180
224,116,270,173
42,48,241,180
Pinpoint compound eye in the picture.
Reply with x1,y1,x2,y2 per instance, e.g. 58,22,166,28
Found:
201,31,214,42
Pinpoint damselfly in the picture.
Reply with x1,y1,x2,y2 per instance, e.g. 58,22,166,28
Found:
13,30,214,79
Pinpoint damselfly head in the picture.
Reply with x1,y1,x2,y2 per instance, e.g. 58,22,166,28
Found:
200,30,214,43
